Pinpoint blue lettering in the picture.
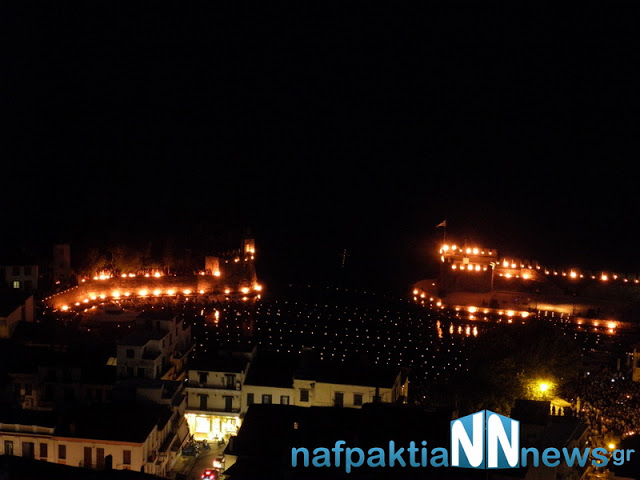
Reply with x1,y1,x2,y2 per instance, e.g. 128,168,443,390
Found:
520,447,539,467
312,448,331,467
562,447,590,467
542,448,561,467
388,441,406,467
430,447,449,467
291,447,309,467
345,448,364,473
591,448,609,467
367,447,386,467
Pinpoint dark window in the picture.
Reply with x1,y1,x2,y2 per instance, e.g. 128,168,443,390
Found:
280,395,290,405
40,443,47,458
84,447,92,468
24,280,33,290
4,440,13,455
44,385,54,401
126,367,134,377
299,389,309,402
224,396,233,412
262,394,272,404
22,442,34,459
123,450,131,465
24,384,32,395
225,374,236,389
198,372,208,384
247,393,254,405
354,393,363,406
58,444,66,460
137,367,145,378
199,394,208,410
12,266,20,276
24,266,32,275
96,447,105,469
334,392,344,407
14,383,20,396
64,387,75,402
126,349,134,358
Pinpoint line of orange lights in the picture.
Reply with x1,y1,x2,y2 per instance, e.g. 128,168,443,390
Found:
57,284,263,311
441,245,640,283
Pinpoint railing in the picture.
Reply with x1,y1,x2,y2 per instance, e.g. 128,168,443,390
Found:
187,382,241,391
187,406,240,414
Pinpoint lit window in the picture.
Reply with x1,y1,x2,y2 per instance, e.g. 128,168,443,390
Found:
12,281,20,289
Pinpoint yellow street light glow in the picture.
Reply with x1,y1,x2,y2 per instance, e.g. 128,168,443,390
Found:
112,291,120,298
467,264,473,270
505,273,512,278
452,264,457,269
468,307,477,313
154,272,161,278
153,289,161,296
199,289,205,294
214,271,221,277
452,245,457,250
93,276,99,280
99,294,106,300
61,305,69,311
183,289,192,295
522,273,531,280
466,248,471,254
608,443,616,450
83,299,89,303
254,284,262,292
241,287,250,294
129,273,135,277
539,383,549,392
124,292,131,297
145,273,150,277
167,289,175,295
139,289,148,296
475,265,481,271
601,274,608,281
413,289,419,295
472,248,479,255
521,312,529,318
503,260,509,267
121,274,127,278
607,322,616,329
570,271,577,278
442,244,450,251
506,310,515,317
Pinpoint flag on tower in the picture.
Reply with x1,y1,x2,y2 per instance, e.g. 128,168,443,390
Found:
436,220,447,228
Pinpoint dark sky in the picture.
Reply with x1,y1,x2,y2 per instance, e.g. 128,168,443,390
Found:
2,2,640,293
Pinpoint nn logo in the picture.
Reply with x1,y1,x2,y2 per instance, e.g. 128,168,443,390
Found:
451,410,520,469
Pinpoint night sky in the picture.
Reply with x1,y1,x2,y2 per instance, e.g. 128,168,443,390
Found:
2,3,639,293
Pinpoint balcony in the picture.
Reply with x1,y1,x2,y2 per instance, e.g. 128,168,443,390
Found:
187,381,241,391
186,405,241,415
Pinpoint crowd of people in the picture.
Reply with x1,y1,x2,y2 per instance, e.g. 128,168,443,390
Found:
562,368,640,447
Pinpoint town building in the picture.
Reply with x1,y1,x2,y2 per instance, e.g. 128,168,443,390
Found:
0,290,34,338
116,310,192,381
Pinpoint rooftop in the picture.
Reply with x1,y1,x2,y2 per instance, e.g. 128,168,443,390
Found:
189,353,249,373
244,351,298,388
0,290,31,317
119,329,167,346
